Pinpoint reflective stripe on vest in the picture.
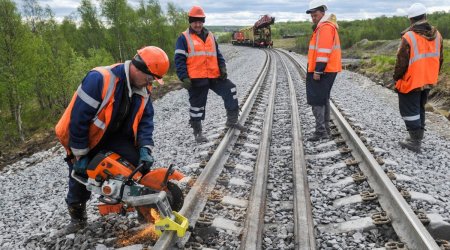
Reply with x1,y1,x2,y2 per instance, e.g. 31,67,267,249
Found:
395,31,441,93
55,64,148,154
91,66,117,130
406,31,440,65
182,29,220,78
76,85,100,109
307,23,342,72
175,49,187,56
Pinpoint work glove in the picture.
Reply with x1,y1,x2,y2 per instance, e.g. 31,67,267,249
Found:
139,147,154,175
73,156,89,175
219,67,227,80
181,78,192,89
386,80,395,89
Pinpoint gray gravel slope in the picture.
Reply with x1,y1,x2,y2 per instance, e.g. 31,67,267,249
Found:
1,47,449,249
0,45,266,249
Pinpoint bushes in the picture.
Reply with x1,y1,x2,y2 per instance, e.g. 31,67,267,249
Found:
369,55,396,73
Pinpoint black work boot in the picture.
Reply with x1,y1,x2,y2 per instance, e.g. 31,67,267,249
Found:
308,131,330,142
399,129,423,153
64,203,87,234
225,109,247,132
325,126,331,136
190,120,208,143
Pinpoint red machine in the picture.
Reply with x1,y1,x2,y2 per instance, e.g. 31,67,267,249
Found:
232,31,245,43
231,15,275,48
254,14,275,29
71,151,189,237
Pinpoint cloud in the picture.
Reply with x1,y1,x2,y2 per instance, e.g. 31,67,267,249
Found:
12,0,450,25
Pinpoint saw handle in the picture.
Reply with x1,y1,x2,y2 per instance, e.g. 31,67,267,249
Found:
127,163,145,182
116,162,146,203
161,164,175,188
71,170,89,186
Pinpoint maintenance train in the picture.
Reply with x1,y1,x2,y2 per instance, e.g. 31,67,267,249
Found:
232,14,275,48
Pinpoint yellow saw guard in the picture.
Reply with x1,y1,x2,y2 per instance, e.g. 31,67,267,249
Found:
155,211,189,237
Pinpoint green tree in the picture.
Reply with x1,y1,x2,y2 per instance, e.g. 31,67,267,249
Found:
78,0,105,55
166,2,188,33
0,0,32,141
56,48,114,110
136,1,176,60
136,0,167,45
60,17,84,55
101,0,139,61
22,0,50,34
166,3,188,71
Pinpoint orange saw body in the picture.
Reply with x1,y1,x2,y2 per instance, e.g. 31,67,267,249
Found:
71,151,189,237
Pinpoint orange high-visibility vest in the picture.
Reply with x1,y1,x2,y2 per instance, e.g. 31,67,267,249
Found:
182,29,220,79
308,22,342,73
395,31,441,93
55,65,149,154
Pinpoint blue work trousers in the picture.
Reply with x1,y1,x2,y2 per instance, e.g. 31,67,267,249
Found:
398,89,430,131
306,72,336,106
188,78,239,121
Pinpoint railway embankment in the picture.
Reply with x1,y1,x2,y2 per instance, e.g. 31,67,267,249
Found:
342,39,450,121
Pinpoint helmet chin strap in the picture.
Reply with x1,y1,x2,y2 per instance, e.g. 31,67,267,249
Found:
129,65,142,88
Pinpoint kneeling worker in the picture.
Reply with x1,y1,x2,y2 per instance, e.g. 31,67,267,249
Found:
55,46,169,233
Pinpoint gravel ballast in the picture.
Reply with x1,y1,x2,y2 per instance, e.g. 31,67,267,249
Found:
1,47,449,249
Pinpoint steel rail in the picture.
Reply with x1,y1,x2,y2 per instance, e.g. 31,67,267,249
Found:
281,49,439,250
154,50,272,249
239,51,277,250
330,102,440,250
277,50,317,249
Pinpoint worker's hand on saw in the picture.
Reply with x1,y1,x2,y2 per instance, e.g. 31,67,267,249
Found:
139,147,154,175
73,156,89,175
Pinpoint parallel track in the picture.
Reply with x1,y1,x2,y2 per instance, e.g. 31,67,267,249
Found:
153,48,442,249
280,49,440,250
154,50,272,249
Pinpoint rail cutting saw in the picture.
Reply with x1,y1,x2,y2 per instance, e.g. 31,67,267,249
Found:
71,151,189,237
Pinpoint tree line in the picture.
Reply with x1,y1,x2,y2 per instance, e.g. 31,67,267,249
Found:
0,0,448,147
289,12,450,52
0,0,188,146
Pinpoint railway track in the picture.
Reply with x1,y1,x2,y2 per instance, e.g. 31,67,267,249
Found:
151,48,449,250
283,49,446,250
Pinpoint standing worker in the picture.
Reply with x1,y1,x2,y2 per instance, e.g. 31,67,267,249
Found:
394,3,443,153
305,0,342,141
174,5,246,143
55,46,169,234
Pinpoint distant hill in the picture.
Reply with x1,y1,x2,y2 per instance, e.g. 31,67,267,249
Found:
207,26,247,32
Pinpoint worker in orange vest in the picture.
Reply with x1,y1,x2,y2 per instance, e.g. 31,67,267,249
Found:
55,46,169,234
306,0,342,141
174,5,246,143
393,3,443,153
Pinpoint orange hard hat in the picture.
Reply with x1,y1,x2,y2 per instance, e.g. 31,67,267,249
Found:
188,6,205,18
133,46,169,84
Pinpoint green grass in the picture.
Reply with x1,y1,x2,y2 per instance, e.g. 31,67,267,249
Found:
357,39,449,76
369,55,396,73
272,38,297,50
442,40,450,75
355,40,390,50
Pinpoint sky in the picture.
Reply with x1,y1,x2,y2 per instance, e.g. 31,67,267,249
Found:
13,0,450,26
